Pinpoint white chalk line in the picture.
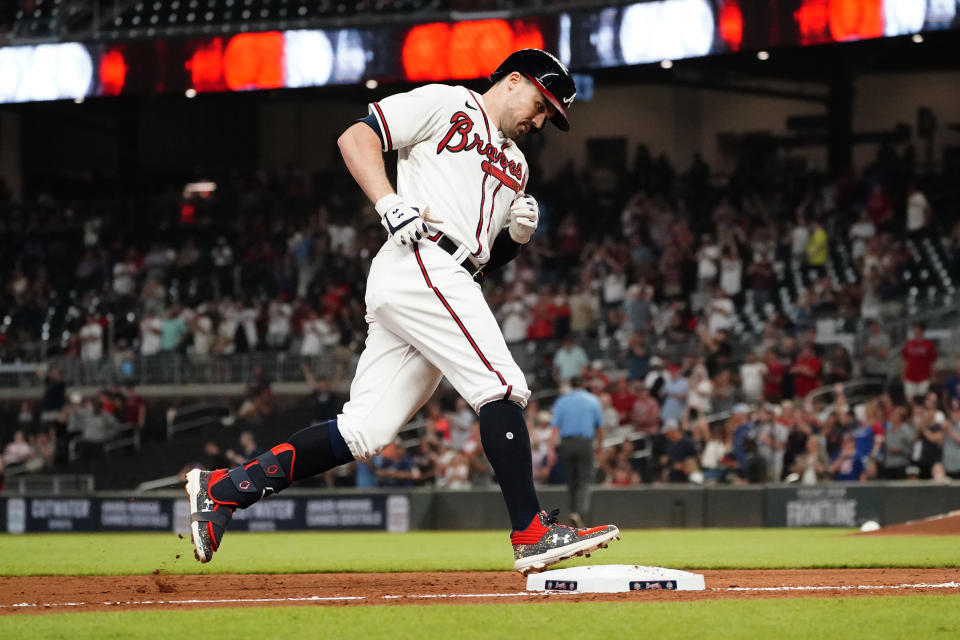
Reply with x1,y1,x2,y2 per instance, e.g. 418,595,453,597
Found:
719,582,960,593
3,582,960,610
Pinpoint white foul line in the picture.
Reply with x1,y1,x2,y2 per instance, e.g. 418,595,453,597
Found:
719,582,960,593
3,582,960,610
382,592,539,600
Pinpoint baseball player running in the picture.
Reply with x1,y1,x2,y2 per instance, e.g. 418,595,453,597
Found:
186,49,620,574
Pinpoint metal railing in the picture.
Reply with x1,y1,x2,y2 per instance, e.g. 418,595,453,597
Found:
2,301,958,392
1,474,95,495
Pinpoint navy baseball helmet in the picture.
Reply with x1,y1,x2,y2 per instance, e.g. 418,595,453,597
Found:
489,49,576,131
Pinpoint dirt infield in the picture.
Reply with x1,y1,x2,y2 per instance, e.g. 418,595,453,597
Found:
865,512,960,536
3,568,960,615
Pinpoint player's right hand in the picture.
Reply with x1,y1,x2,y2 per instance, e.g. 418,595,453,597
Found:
375,194,429,248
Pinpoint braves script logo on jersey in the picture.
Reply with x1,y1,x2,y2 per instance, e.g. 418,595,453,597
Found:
436,112,523,192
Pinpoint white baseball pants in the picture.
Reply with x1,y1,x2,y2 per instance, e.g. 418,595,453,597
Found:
337,240,531,460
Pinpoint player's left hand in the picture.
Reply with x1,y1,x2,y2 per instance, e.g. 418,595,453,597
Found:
508,194,539,244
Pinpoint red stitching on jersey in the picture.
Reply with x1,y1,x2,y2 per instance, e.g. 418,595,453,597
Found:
503,385,513,401
467,90,490,142
372,103,392,151
474,173,488,255
486,182,503,234
413,245,507,386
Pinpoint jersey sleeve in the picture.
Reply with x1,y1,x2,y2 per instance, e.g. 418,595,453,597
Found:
368,84,457,152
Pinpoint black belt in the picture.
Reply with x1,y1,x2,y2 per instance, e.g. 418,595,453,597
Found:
432,233,482,277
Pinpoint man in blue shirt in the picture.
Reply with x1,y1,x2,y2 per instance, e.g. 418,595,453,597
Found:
551,376,604,527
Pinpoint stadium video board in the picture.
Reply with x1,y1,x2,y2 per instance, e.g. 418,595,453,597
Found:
0,0,957,104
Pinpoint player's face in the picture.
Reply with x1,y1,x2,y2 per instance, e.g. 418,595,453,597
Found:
502,75,557,140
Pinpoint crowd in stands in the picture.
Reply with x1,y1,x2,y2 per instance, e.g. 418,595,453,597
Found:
0,363,146,486
3,137,960,489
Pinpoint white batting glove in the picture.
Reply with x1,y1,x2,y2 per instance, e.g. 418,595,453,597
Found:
375,194,429,248
508,194,539,244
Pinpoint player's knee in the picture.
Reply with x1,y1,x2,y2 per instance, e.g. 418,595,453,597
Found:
336,415,402,461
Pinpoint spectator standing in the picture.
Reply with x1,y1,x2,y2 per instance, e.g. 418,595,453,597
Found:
300,308,337,358
74,399,120,459
266,296,293,350
112,249,140,301
762,349,784,402
706,286,734,337
806,219,828,275
499,290,530,344
686,364,713,418
866,184,893,228
190,311,214,364
906,181,932,239
739,351,767,403
625,281,654,334
448,398,475,452
861,320,891,380
553,338,589,384
568,284,595,335
848,209,876,260
79,313,104,365
794,436,830,484
629,385,661,437
789,218,810,265
912,411,944,480
745,253,775,309
551,376,604,528
756,406,788,482
696,234,720,292
901,323,937,402
644,356,668,399
530,411,558,485
941,401,960,479
719,241,743,301
659,364,688,423
880,407,913,479
791,346,822,399
139,311,162,357
624,333,650,382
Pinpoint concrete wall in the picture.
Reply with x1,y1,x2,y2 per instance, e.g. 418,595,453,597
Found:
853,70,960,173
256,83,830,179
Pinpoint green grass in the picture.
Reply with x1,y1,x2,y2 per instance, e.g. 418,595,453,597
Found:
4,597,960,639
1,528,959,576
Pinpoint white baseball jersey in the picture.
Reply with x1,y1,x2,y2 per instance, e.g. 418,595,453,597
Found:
336,83,533,461
368,83,529,263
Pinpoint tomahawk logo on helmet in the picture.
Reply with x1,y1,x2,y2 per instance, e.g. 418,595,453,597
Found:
489,48,577,132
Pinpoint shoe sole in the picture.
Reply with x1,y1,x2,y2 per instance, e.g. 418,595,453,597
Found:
514,527,621,575
184,469,211,564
